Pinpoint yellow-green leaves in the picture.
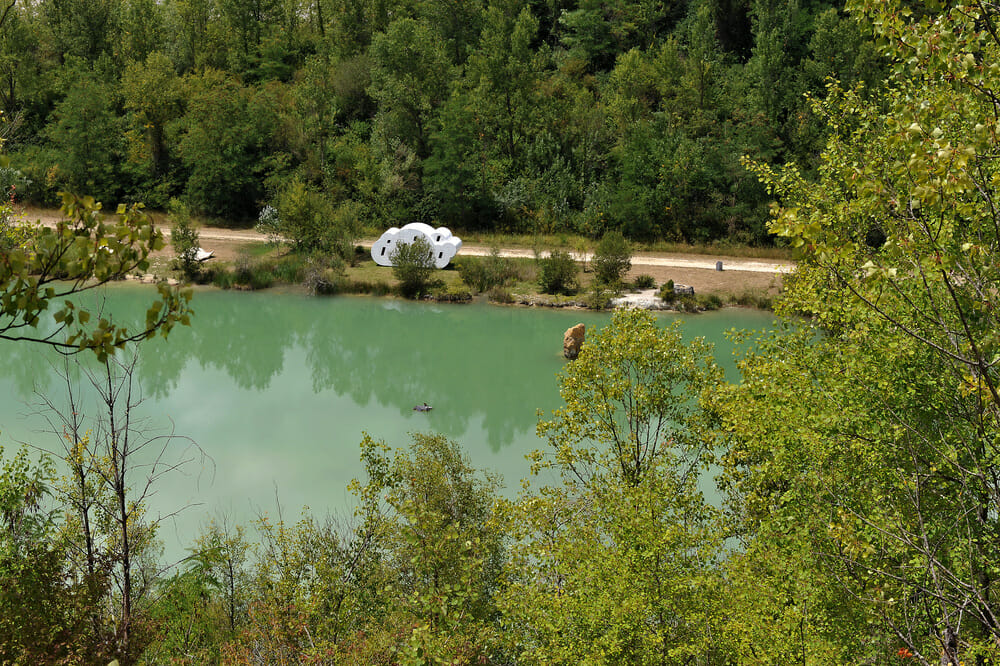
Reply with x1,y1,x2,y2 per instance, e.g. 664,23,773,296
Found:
734,2,1000,658
537,308,722,487
0,192,192,358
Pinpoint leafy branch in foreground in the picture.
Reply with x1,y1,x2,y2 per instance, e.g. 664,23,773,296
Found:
0,192,192,359
729,1,1000,661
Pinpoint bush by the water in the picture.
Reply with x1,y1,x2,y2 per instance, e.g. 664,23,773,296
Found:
458,248,520,293
487,286,514,304
592,231,631,285
391,236,436,298
260,179,359,260
730,289,774,310
205,251,328,291
698,293,723,310
659,280,675,300
537,250,579,295
585,284,616,310
169,200,201,280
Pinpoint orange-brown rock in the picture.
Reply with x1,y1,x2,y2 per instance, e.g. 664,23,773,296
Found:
563,323,585,359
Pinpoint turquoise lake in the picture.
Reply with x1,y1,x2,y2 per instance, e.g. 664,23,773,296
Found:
0,287,775,559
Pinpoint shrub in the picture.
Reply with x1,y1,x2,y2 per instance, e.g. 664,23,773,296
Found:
458,248,520,293
0,167,31,203
169,200,201,280
391,236,436,298
487,287,514,304
457,258,489,292
209,267,235,289
231,253,275,290
255,204,280,242
537,250,579,295
658,280,675,300
430,285,473,302
698,293,723,310
0,214,33,253
246,266,275,290
274,179,334,252
731,289,774,310
633,274,656,289
305,268,344,295
584,285,615,310
592,230,631,285
262,179,359,260
674,294,699,312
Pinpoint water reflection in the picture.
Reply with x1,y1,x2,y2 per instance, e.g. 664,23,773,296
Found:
18,288,595,453
2,288,776,458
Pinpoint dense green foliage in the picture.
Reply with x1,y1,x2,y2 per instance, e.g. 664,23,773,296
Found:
0,0,882,243
0,448,100,663
457,248,521,293
169,199,201,279
718,1,1000,660
501,310,725,662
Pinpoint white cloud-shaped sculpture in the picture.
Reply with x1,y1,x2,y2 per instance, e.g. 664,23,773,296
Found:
371,223,462,270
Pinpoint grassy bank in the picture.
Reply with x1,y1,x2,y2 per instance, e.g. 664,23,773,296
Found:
170,240,779,312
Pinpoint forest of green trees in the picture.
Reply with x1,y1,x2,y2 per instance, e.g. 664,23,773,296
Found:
0,0,882,243
4,0,1000,663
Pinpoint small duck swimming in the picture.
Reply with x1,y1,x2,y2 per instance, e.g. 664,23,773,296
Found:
413,402,433,412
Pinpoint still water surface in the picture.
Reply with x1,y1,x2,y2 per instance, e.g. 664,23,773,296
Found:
0,287,774,557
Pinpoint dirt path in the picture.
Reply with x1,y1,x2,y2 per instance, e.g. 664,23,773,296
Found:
457,243,789,296
17,207,793,295
457,243,792,273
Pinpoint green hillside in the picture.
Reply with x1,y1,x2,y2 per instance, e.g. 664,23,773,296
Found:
0,0,881,243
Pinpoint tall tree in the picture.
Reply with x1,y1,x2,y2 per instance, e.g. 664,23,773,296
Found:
122,52,184,186
218,0,281,67
176,70,279,219
42,0,122,65
537,309,722,486
276,53,340,182
368,18,453,160
0,1,39,115
465,6,540,171
415,0,486,64
502,309,726,662
120,0,166,64
43,73,124,202
730,0,1000,661
163,0,223,73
